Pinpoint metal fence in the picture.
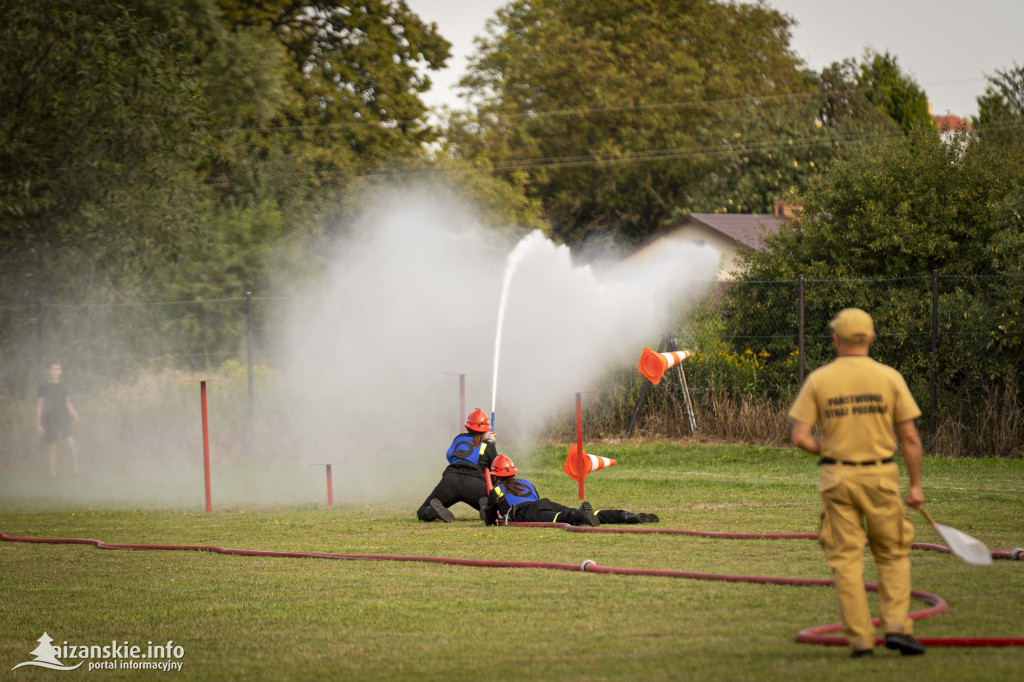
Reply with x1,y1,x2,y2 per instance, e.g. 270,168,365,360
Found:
669,271,1023,447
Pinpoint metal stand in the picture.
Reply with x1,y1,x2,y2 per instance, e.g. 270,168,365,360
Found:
310,464,342,507
444,371,468,430
626,334,696,437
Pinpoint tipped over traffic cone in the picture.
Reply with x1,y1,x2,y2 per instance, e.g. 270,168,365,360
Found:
563,444,617,483
638,346,694,385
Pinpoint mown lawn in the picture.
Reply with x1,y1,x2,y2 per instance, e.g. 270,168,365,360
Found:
2,443,1022,680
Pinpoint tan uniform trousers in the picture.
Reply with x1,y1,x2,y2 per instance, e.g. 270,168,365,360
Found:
818,461,915,650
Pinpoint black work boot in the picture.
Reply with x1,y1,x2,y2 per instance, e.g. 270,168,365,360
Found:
429,499,455,523
885,633,926,656
478,497,500,525
578,501,600,527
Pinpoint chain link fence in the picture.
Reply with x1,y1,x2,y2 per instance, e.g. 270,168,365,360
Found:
646,272,1023,456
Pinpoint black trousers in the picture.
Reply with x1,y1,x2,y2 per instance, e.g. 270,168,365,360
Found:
509,498,575,523
596,509,634,524
511,502,634,524
417,468,487,521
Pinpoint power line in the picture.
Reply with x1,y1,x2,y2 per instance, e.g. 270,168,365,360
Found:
204,120,1022,186
225,78,990,135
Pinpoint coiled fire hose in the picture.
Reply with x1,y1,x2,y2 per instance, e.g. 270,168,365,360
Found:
3,528,1022,648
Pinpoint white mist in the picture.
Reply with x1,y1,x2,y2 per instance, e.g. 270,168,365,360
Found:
284,183,720,506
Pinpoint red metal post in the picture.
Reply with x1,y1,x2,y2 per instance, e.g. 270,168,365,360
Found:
326,464,334,507
576,392,584,500
201,380,212,513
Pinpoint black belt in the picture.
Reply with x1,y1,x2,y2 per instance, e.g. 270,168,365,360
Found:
819,457,894,466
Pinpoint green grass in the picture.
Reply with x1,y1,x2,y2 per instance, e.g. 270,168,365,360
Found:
2,443,1023,680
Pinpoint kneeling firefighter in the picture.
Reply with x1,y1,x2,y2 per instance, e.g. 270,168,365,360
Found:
479,454,659,526
416,408,498,522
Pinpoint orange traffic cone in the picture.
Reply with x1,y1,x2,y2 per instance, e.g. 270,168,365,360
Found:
637,346,694,386
563,444,617,483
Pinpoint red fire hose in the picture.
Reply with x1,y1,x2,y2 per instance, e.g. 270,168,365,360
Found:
2,528,1021,648
505,522,1024,560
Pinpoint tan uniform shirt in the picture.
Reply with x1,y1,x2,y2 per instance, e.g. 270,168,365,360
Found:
789,356,921,462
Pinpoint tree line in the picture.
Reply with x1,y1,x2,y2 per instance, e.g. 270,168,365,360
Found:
2,1,1021,368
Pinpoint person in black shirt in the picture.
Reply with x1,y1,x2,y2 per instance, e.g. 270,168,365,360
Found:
36,361,80,476
416,408,498,522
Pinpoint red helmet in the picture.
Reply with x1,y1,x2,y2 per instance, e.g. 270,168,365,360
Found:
490,454,518,478
464,408,491,433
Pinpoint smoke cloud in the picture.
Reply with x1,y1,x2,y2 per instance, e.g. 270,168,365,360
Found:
0,181,719,510
283,183,720,503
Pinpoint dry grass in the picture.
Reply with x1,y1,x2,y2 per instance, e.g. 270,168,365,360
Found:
931,375,1023,459
562,377,1023,458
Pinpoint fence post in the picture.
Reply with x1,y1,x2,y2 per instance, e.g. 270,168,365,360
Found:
246,291,254,429
797,275,805,387
37,299,45,371
929,270,938,448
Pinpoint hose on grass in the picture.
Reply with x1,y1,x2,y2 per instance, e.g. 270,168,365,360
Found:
505,522,1024,561
2,528,1021,648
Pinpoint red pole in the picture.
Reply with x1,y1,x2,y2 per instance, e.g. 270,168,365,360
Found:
326,464,334,507
576,392,584,500
201,380,212,513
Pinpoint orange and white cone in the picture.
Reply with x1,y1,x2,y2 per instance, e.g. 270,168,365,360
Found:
563,444,617,483
637,346,694,386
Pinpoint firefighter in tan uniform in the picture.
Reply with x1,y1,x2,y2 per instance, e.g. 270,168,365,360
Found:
789,308,927,659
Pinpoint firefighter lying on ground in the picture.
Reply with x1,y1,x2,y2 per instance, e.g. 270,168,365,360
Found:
478,454,659,527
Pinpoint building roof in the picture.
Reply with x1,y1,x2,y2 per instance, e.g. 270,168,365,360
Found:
933,114,972,132
673,213,788,250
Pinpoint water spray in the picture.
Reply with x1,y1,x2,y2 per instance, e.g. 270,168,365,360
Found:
489,233,535,430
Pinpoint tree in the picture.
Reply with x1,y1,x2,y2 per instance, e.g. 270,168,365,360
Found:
973,63,1024,146
816,59,902,134
216,0,452,199
449,0,821,246
123,0,301,209
856,50,933,133
153,0,461,302
720,127,1024,444
0,0,211,303
672,58,905,221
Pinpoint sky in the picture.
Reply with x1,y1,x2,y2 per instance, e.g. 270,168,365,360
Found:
406,0,1024,118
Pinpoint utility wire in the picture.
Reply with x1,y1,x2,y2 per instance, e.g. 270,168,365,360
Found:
226,77,990,134
199,118,1020,186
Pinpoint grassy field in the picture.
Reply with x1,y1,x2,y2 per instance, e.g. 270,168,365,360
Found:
2,443,1022,680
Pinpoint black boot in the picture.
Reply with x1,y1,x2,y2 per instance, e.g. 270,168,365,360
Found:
577,501,600,527
885,633,925,656
478,497,498,525
637,513,659,523
429,498,455,523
